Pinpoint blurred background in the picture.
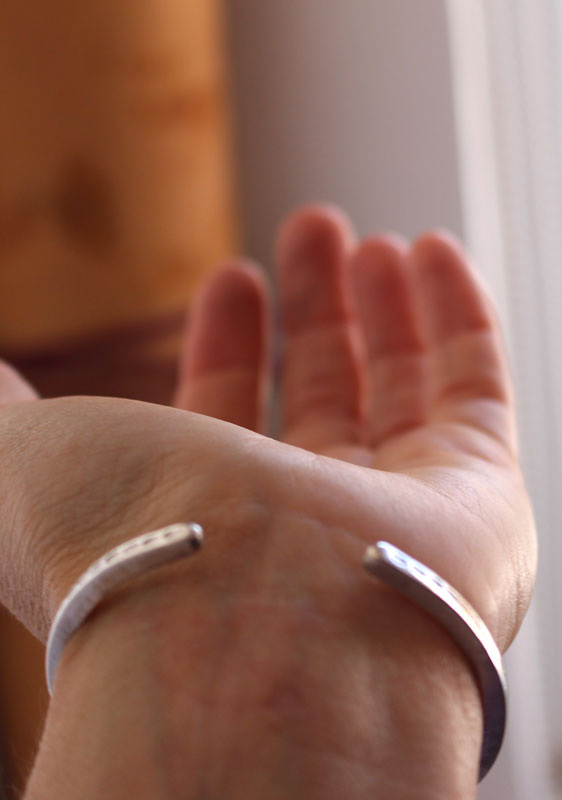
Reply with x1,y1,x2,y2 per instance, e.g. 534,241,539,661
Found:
0,0,560,796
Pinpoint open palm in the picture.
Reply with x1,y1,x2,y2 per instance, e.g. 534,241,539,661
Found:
174,206,535,649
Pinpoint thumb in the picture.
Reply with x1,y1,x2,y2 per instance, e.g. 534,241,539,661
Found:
0,360,39,404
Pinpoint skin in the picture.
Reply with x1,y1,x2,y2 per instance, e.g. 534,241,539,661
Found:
0,206,536,798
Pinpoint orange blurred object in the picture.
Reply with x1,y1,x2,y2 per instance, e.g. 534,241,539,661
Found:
0,0,238,402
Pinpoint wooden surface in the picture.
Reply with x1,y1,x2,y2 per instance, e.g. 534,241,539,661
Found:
0,0,238,792
0,0,237,351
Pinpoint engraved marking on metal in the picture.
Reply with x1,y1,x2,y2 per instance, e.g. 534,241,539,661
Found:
46,523,204,695
363,541,507,782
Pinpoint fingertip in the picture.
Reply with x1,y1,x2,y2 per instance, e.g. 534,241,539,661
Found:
412,229,499,305
410,230,494,340
413,228,464,253
350,236,411,317
175,258,271,425
351,234,410,278
177,259,270,385
276,203,356,268
361,231,410,254
276,205,358,335
350,235,425,362
195,259,268,312
411,230,484,288
0,361,39,405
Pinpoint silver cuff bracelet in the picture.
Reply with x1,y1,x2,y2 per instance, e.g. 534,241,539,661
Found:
46,526,506,782
364,541,506,782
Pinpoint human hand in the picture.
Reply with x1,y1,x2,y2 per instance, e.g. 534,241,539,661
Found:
173,204,535,651
2,206,535,799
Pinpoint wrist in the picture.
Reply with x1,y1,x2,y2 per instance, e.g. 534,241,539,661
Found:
28,536,483,800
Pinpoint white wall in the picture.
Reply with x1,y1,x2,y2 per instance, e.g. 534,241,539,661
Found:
226,0,463,268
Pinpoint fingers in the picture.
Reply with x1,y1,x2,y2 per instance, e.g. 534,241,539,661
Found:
350,237,428,446
348,228,515,458
276,206,364,452
411,232,516,452
0,361,38,405
176,213,515,462
173,262,271,433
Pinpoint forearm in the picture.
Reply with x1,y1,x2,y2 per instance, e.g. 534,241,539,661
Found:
25,556,482,800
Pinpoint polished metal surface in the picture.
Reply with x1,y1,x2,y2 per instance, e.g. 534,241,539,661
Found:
46,523,204,695
364,541,507,782
46,526,506,782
